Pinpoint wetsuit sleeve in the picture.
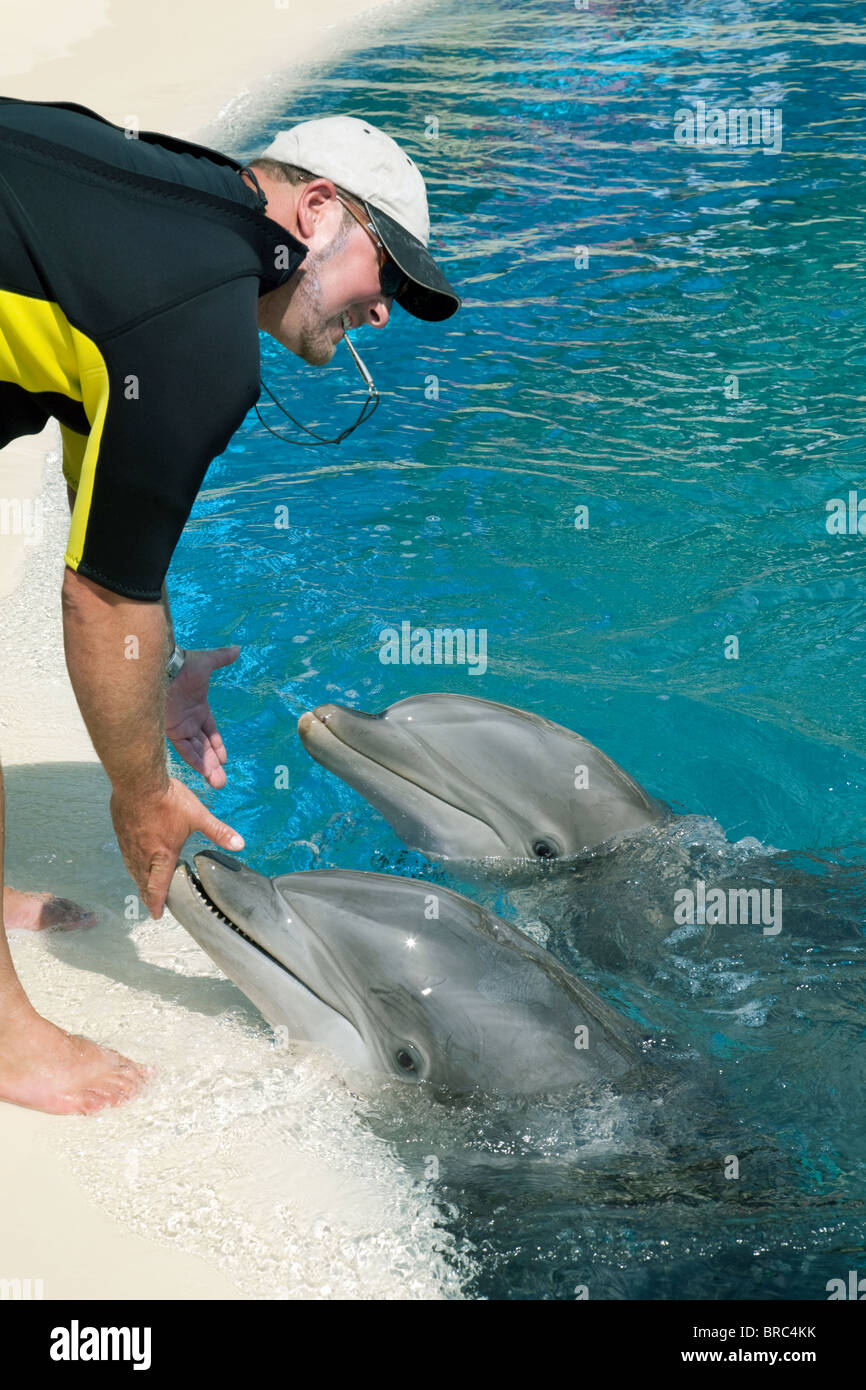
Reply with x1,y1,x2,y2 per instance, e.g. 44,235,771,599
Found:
60,422,87,492
64,277,261,601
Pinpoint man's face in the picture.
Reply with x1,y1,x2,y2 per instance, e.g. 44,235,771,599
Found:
257,176,394,364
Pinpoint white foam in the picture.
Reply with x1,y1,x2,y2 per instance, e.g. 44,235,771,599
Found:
9,916,471,1299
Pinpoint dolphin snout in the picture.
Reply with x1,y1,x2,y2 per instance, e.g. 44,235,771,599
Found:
312,704,341,723
196,850,242,874
297,705,356,738
297,710,319,737
298,704,382,750
311,703,380,726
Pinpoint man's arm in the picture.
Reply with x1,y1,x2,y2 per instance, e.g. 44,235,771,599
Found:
67,480,177,658
56,279,260,909
63,482,173,788
161,583,176,650
61,568,171,797
65,483,235,790
61,567,243,917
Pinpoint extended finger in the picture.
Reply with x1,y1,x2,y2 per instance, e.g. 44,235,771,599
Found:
208,644,241,671
194,806,244,853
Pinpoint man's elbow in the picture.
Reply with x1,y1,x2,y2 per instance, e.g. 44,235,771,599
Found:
62,565,130,613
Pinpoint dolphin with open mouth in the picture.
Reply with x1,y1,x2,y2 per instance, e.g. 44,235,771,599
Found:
166,851,645,1096
298,693,668,866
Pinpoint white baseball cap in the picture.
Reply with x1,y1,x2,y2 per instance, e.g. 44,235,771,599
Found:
259,115,461,321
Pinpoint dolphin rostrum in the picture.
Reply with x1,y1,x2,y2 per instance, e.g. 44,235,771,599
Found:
167,851,645,1096
298,693,667,865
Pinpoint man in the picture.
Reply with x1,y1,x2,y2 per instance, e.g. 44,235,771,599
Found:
0,100,460,1115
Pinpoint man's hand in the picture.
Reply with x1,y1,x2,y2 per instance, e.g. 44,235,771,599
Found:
111,777,245,919
165,645,241,788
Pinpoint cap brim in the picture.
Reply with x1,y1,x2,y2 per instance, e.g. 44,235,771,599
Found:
364,202,461,322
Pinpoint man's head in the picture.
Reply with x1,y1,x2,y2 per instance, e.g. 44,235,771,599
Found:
248,115,460,365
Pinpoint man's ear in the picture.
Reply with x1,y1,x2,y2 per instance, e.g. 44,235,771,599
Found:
294,177,341,244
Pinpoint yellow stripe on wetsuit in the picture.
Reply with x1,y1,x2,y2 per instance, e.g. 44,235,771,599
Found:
0,287,108,571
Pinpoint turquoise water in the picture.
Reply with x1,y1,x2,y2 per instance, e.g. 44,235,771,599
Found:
170,0,866,1298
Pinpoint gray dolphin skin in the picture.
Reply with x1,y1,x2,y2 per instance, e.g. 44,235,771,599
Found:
167,851,644,1096
298,693,668,864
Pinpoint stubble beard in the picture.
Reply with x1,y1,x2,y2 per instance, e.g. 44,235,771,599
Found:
292,216,353,366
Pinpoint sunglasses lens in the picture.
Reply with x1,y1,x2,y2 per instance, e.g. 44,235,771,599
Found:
381,259,405,298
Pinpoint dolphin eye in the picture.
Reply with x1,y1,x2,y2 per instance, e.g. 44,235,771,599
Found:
394,1044,423,1077
532,839,558,859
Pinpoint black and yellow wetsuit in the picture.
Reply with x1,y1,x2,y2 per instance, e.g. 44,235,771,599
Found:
0,96,307,600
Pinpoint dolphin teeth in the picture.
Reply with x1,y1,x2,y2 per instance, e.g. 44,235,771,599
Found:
189,870,243,932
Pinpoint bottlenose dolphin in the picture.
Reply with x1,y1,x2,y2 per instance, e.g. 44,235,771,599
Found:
298,693,668,864
166,851,645,1096
297,695,864,993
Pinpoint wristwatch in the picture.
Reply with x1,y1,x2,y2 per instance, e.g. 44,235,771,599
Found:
165,644,185,682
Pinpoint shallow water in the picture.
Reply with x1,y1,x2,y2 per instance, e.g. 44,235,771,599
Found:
15,924,473,1299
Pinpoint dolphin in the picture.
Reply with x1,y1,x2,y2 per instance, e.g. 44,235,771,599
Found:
166,850,646,1096
297,695,865,995
298,693,668,865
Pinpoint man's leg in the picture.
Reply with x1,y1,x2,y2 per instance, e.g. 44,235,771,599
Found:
1,468,97,932
0,758,150,1114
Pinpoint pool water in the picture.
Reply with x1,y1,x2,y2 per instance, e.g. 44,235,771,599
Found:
167,0,866,1298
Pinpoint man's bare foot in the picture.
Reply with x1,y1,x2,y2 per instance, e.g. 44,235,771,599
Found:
3,886,97,931
0,1005,152,1115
